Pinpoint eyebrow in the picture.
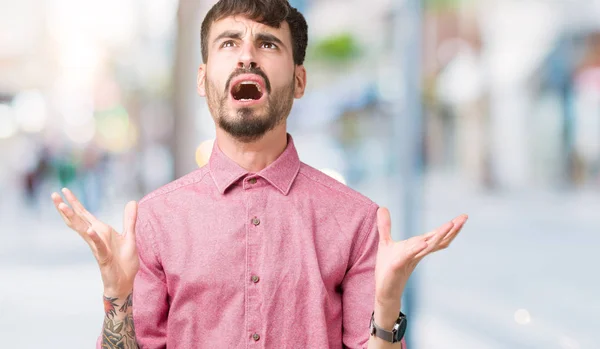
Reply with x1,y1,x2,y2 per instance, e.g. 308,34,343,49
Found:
212,30,286,49
213,30,243,44
255,33,285,48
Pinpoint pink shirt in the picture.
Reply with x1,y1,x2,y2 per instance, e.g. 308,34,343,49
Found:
104,135,394,348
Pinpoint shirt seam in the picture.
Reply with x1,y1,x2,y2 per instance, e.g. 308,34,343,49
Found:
140,168,210,205
297,167,372,206
348,202,379,267
144,216,167,286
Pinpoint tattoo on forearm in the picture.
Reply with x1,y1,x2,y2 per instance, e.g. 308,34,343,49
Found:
102,293,138,349
119,293,133,313
103,296,119,318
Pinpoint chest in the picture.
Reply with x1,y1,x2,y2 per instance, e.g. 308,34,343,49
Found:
155,191,353,298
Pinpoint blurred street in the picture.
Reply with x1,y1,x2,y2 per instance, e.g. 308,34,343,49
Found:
417,175,600,349
1,174,598,349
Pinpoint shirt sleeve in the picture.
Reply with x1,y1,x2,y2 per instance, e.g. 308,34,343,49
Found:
341,204,408,349
341,203,379,348
132,209,169,349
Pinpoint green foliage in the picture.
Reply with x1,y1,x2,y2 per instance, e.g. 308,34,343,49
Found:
425,0,467,11
310,33,361,63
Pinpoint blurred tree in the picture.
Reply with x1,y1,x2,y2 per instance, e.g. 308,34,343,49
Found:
425,0,470,11
310,33,361,63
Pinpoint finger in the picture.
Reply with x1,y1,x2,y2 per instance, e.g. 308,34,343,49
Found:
415,221,454,259
53,192,89,231
61,188,97,224
51,192,71,223
52,193,101,251
438,214,468,249
122,201,138,241
406,235,429,258
437,214,467,243
53,193,92,234
377,207,392,244
389,235,428,271
87,227,110,264
424,214,467,242
58,202,75,220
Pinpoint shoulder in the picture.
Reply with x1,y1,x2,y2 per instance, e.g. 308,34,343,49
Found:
138,166,210,207
297,162,377,210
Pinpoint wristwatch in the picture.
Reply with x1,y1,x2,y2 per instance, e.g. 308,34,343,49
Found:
369,311,407,343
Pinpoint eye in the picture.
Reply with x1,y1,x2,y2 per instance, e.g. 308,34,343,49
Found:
261,42,278,50
221,40,236,48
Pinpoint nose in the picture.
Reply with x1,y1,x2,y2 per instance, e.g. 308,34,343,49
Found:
237,42,259,70
238,61,258,69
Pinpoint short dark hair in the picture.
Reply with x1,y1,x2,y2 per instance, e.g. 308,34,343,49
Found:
201,0,308,65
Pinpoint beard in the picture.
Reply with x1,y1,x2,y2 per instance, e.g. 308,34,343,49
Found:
205,67,295,143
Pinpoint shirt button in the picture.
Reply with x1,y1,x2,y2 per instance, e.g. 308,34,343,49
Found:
252,333,260,341
251,275,260,283
251,217,260,226
249,178,257,184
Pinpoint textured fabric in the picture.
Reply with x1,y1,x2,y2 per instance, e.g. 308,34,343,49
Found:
100,134,387,348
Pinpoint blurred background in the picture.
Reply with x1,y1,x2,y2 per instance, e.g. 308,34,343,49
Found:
1,0,599,347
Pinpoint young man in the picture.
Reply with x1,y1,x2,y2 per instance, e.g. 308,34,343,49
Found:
51,0,467,348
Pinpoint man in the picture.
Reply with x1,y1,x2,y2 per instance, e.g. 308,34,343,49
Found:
51,0,468,348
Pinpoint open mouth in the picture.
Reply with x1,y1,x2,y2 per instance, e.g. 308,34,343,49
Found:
231,81,264,101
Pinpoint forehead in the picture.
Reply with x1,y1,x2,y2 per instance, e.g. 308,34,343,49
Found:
209,15,292,42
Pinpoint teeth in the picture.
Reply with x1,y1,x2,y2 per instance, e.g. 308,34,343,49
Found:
238,81,262,93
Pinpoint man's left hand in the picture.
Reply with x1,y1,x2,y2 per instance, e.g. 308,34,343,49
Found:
373,207,468,327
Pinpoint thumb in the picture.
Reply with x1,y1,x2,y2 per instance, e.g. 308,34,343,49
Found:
376,207,392,244
122,201,138,241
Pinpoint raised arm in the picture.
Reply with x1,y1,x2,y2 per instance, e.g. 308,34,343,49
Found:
52,188,140,349
368,208,468,349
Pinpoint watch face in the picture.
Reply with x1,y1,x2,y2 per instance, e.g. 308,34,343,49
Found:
394,317,407,341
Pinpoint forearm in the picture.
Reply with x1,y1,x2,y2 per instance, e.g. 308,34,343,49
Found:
102,293,139,349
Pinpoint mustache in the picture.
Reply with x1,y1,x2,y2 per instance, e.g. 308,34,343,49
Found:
225,67,272,94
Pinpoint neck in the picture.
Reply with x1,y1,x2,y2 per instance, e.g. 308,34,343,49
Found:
215,124,288,173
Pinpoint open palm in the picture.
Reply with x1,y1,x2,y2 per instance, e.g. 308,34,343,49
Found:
374,207,468,305
51,188,139,297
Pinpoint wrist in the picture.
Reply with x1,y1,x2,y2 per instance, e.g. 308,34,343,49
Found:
103,292,133,319
373,300,402,330
103,287,133,300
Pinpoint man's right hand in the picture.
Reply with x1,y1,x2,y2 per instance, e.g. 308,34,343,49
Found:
51,188,140,298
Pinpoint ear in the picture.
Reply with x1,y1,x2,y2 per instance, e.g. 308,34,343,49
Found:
293,65,307,99
197,64,207,97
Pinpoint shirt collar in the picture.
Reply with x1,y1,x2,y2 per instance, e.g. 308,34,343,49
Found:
209,134,301,195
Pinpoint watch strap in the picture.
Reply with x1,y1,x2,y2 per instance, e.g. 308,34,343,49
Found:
369,311,407,344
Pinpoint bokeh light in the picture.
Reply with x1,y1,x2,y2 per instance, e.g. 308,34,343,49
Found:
319,168,347,185
0,104,18,139
195,139,215,168
514,309,532,325
12,90,48,133
64,118,96,144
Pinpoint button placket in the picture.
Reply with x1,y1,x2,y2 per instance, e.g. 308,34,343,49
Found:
247,191,264,345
